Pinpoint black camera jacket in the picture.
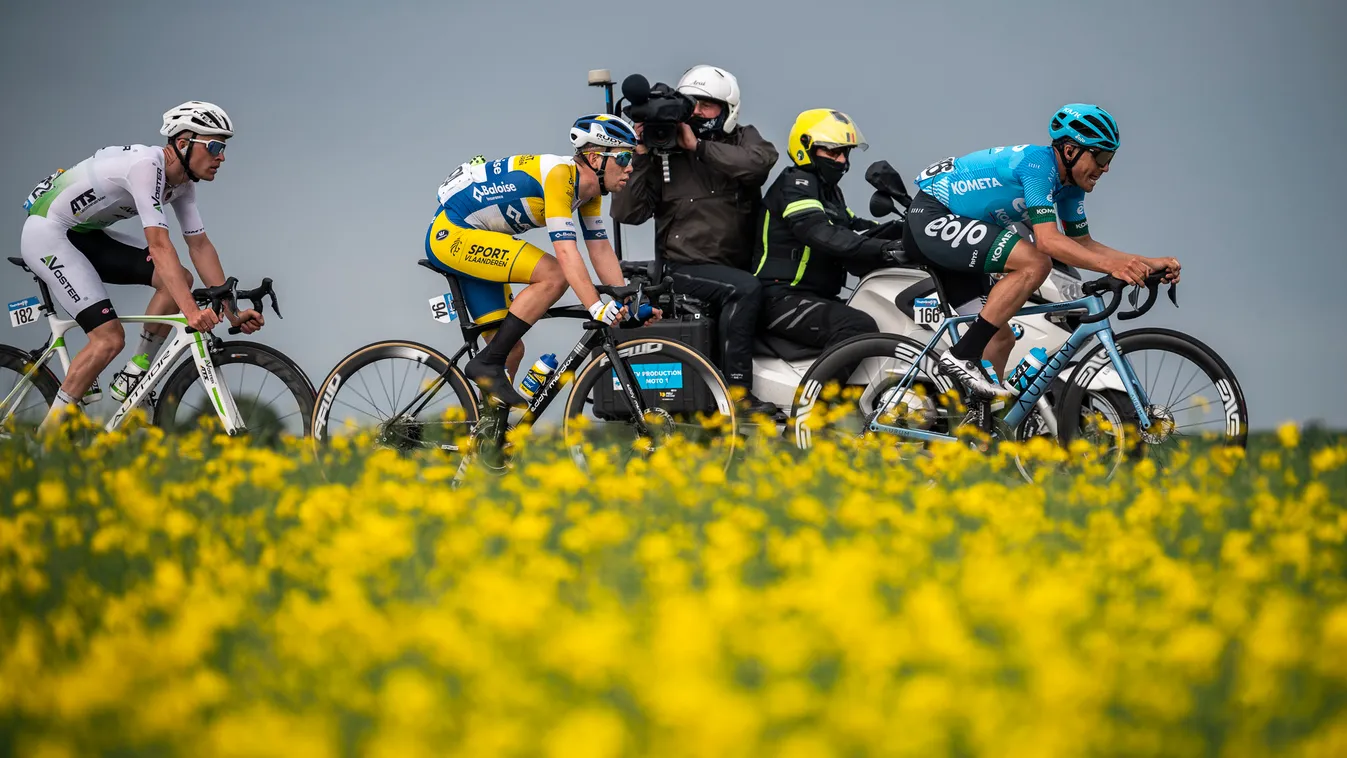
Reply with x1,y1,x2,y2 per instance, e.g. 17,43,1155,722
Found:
609,125,778,270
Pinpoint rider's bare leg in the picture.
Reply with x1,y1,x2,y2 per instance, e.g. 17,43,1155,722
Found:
953,240,1052,373
980,241,1052,324
984,325,1017,381
135,265,195,358
481,255,566,377
38,319,125,433
506,254,567,323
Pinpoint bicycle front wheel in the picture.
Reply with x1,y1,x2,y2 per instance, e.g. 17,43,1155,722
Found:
562,337,737,473
0,344,60,430
1060,327,1249,469
155,341,316,444
309,340,478,460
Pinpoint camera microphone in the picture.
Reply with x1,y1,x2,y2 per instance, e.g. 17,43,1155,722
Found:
621,74,651,106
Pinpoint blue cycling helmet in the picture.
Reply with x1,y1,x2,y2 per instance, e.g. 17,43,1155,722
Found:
569,113,638,150
1049,104,1120,151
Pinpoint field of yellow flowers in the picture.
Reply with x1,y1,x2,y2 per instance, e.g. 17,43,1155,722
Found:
3,418,1347,757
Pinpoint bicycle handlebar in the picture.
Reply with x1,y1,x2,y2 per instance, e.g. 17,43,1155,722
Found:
595,275,674,305
592,263,674,327
1077,271,1178,323
189,277,283,334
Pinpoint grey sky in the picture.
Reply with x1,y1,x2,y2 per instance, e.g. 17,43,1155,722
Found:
3,0,1344,428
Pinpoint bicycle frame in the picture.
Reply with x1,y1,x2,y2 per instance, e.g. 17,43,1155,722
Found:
867,292,1153,443
1,308,248,434
391,307,658,446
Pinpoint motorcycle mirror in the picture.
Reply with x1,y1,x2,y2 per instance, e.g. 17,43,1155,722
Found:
864,160,912,207
869,191,897,218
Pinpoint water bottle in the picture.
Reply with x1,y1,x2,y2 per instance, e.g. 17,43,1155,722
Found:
1007,347,1049,395
518,353,558,399
83,377,103,404
110,353,151,402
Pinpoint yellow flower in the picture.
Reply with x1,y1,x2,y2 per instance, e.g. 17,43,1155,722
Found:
1278,421,1301,448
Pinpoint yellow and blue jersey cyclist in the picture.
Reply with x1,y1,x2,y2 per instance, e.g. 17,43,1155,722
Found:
424,113,641,406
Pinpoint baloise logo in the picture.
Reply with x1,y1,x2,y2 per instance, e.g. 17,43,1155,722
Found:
40,255,82,302
471,182,516,202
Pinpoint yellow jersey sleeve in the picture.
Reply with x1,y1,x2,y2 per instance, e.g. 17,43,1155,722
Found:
542,161,580,242
577,192,607,241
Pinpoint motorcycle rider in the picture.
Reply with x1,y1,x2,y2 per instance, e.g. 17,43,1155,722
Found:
753,109,903,349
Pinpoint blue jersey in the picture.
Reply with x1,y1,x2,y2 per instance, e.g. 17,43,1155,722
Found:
913,144,1089,237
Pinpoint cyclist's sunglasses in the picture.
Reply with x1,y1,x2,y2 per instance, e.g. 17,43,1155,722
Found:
597,150,634,167
188,138,228,156
1084,146,1115,168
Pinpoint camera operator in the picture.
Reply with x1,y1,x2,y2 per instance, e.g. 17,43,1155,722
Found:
611,65,780,416
754,110,903,349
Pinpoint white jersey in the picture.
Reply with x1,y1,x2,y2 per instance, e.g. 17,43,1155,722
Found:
23,144,204,236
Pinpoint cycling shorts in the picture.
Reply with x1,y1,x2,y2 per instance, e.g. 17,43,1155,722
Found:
20,215,156,332
901,190,1025,308
424,212,546,325
902,190,1021,276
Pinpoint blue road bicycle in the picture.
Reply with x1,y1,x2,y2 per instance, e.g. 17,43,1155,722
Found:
790,269,1249,477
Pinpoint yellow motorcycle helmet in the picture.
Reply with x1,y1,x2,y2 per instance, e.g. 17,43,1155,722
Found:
787,109,868,167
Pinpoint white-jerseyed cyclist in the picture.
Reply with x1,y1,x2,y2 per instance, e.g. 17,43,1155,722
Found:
19,100,264,433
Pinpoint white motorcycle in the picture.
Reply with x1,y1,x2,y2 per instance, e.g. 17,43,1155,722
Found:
747,160,1128,449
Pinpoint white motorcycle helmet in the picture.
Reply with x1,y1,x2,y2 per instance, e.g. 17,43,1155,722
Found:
676,65,741,134
160,100,234,138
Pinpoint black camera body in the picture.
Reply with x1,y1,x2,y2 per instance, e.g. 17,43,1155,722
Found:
621,74,695,153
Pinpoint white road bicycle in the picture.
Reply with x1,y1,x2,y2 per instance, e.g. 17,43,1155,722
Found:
2,256,315,440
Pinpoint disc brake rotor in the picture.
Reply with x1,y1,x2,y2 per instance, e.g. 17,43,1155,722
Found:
1140,405,1177,444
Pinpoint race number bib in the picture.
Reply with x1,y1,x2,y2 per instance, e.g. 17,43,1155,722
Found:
428,294,458,323
915,157,955,182
913,296,942,327
436,160,489,205
23,169,65,211
8,296,40,328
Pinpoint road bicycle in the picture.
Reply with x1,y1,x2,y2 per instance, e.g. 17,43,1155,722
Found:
310,259,737,476
792,268,1249,477
2,256,315,441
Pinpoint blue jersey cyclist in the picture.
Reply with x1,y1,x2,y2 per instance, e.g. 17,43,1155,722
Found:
901,103,1181,396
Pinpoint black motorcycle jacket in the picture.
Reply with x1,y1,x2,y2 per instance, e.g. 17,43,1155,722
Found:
753,164,890,297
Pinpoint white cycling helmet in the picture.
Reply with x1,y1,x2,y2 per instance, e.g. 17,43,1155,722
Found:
676,65,741,133
160,100,234,138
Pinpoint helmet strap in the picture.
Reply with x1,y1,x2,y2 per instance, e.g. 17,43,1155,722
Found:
172,134,202,183
1054,140,1082,187
593,153,611,196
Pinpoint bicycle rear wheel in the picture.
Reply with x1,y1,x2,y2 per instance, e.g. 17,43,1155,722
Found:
0,344,60,430
1060,328,1248,469
155,341,316,444
309,340,478,460
562,337,737,473
789,333,961,452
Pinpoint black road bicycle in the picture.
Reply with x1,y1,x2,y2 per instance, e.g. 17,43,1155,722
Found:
310,259,738,476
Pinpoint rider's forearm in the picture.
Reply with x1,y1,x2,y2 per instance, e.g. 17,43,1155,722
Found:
186,237,226,288
1038,234,1129,273
586,240,625,287
1078,236,1131,260
554,242,601,308
147,242,197,313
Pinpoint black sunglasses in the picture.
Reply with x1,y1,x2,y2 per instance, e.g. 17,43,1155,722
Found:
188,138,228,156
1083,145,1114,168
